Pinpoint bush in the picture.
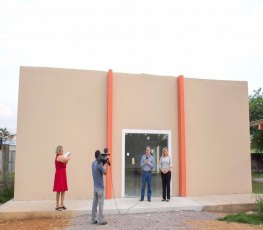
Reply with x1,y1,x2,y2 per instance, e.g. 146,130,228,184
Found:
256,195,263,220
0,187,14,204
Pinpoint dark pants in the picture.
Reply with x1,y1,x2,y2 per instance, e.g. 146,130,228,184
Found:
161,171,171,200
141,171,152,200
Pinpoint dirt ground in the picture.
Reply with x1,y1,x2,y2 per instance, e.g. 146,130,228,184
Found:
0,211,263,230
0,218,69,230
189,220,263,230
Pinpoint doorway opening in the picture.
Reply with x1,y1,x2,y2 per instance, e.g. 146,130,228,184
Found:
122,129,172,197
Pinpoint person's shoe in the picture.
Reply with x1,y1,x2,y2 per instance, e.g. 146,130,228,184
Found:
162,199,166,202
61,205,67,210
140,198,144,201
167,199,170,202
55,207,62,211
148,199,151,202
98,221,108,225
91,220,98,224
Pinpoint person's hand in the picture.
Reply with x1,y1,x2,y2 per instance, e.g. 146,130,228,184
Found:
145,160,149,164
65,155,71,163
107,159,111,166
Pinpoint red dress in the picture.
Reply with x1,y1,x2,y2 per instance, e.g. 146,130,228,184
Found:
53,154,68,192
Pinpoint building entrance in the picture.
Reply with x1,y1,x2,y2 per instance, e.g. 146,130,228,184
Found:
123,130,171,197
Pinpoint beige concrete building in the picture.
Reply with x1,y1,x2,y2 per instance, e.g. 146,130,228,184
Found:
14,67,251,200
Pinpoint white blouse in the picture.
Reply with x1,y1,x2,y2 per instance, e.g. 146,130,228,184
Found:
159,156,172,171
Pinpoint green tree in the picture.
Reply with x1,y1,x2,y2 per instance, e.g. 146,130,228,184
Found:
249,88,263,152
0,128,10,139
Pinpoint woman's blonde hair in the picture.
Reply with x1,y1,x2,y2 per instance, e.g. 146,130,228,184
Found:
56,145,63,154
162,147,168,157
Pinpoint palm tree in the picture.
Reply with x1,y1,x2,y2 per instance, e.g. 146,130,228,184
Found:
0,128,11,189
0,128,10,139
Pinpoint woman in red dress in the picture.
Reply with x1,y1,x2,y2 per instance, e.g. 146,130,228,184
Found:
53,145,70,211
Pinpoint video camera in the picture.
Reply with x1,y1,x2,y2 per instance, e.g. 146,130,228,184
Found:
97,148,111,166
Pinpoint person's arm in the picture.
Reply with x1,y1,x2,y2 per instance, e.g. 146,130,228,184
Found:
159,157,163,173
140,156,145,168
169,157,172,171
57,155,70,163
103,162,109,175
148,156,154,169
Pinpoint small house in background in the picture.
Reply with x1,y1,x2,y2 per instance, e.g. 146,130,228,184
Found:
250,119,263,130
14,67,251,200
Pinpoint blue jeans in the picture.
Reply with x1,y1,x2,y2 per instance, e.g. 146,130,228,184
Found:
141,171,152,200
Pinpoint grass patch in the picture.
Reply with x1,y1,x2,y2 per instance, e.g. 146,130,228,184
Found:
252,172,263,179
252,181,263,193
219,195,263,225
0,187,14,204
218,213,263,225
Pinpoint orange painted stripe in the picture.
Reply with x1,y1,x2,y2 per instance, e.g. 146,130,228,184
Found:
106,69,113,199
177,75,186,196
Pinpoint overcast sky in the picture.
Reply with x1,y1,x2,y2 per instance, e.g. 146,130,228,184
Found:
0,0,263,133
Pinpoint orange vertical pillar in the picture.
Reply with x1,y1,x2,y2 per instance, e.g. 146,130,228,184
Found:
177,75,186,196
106,69,113,199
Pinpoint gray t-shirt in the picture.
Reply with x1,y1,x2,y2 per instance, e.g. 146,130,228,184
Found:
92,160,105,190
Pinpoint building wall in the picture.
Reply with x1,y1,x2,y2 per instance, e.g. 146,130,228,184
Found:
15,67,107,200
184,78,252,195
15,67,251,200
112,73,179,197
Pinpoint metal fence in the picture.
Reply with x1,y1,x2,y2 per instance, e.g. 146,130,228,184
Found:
0,144,15,191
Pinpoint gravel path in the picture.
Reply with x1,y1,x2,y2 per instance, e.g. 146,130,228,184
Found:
66,211,225,230
1,211,262,229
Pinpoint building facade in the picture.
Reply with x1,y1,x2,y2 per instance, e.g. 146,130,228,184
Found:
14,67,252,200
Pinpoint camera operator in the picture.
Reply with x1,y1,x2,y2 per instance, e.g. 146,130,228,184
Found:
91,150,110,225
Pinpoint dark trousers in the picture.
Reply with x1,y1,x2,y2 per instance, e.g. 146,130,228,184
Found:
141,171,152,200
161,171,171,200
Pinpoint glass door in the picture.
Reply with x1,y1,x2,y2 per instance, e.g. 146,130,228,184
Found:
124,132,169,197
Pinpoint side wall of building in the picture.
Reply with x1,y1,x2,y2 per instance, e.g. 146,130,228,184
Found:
15,67,107,200
184,78,252,195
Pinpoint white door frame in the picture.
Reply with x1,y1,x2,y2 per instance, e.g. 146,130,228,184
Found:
122,129,172,197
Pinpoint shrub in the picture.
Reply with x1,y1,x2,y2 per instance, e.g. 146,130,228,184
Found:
256,195,263,220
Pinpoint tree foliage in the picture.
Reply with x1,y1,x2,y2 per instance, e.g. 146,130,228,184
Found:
249,88,263,152
0,128,10,139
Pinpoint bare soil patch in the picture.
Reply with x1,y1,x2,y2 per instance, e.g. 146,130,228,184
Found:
0,218,69,230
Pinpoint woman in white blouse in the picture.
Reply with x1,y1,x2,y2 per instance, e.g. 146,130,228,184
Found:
159,147,172,201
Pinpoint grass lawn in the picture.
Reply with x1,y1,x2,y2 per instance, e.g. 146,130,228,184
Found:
252,172,263,178
218,213,263,225
252,172,263,193
253,181,263,193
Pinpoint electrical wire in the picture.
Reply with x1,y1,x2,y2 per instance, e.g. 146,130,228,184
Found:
110,166,140,215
